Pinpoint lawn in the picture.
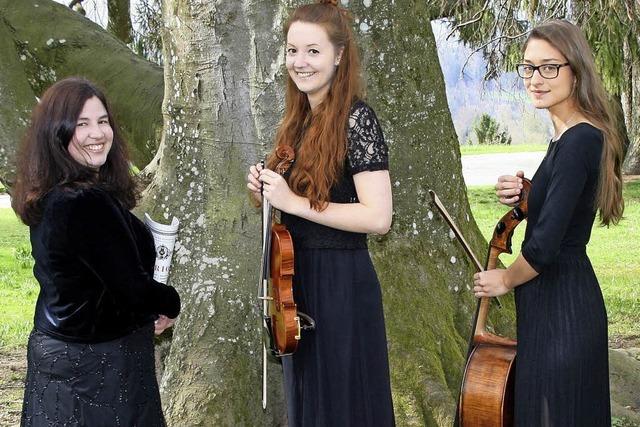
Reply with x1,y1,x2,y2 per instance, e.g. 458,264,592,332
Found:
467,180,640,343
460,143,548,156
0,209,37,350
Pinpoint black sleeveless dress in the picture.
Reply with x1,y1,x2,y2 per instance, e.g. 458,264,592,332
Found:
515,123,610,426
281,101,395,426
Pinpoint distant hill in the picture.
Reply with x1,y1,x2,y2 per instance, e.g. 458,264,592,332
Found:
431,20,552,146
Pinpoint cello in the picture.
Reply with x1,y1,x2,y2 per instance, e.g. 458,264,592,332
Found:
258,145,314,409
430,177,532,427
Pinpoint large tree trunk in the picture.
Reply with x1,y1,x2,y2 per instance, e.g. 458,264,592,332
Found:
148,1,515,425
353,2,515,423
0,0,163,187
107,0,133,44
140,0,290,424
623,35,640,175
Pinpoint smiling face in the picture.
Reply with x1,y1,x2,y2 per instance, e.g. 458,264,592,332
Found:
67,96,113,169
522,38,575,114
286,21,343,109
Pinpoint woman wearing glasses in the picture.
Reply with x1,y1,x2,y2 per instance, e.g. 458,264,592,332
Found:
473,20,624,426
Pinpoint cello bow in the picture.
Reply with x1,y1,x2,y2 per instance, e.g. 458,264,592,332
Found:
430,178,532,426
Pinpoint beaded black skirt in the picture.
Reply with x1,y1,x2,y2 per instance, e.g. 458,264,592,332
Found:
21,322,166,427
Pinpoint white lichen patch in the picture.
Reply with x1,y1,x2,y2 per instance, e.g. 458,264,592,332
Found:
46,39,54,46
427,210,434,220
175,241,192,264
449,230,455,239
450,256,457,264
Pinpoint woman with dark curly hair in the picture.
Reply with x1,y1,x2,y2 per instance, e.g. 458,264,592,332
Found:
13,77,180,427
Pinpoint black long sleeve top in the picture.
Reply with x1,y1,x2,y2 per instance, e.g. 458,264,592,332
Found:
30,185,181,343
521,123,603,272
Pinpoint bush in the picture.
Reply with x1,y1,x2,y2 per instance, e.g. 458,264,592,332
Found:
472,113,512,145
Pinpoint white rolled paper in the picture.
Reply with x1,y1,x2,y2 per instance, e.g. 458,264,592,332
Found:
144,213,180,284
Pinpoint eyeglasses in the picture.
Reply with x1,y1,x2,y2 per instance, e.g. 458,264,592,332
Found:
516,63,570,79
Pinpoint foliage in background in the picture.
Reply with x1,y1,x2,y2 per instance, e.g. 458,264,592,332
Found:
442,0,639,91
471,113,512,145
441,0,640,174
132,0,162,65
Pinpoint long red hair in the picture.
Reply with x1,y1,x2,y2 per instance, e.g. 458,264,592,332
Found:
268,0,362,211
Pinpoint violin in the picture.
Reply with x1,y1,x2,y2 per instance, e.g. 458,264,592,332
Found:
260,145,301,357
258,145,308,409
430,177,532,427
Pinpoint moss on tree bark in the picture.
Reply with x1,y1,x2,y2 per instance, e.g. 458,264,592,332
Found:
0,0,163,187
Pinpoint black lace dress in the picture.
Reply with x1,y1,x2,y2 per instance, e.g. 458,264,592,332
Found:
515,123,610,426
281,101,395,427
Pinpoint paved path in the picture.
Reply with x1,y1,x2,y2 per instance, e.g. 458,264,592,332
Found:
0,152,545,209
461,151,545,186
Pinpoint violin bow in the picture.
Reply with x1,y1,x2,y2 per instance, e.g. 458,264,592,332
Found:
258,159,271,410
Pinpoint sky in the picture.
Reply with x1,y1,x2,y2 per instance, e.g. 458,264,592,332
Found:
53,0,141,29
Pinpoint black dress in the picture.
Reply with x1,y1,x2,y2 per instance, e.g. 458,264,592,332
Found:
281,101,395,426
21,186,180,427
516,123,610,426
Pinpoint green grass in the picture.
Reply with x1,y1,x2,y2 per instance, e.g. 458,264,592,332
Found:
0,209,37,350
460,143,548,155
467,180,640,343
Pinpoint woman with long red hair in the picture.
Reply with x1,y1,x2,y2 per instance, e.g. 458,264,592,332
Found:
247,1,394,425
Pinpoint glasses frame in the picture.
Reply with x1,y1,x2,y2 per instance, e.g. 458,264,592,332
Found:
516,62,570,79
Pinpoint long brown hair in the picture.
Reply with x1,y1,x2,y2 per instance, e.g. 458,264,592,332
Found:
268,0,362,211
524,20,624,225
12,77,138,225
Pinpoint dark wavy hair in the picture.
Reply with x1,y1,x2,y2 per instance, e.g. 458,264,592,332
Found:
12,77,138,225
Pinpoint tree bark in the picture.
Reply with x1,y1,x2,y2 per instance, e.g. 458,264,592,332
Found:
107,0,133,44
141,0,289,424
623,35,640,175
0,0,163,187
149,1,515,425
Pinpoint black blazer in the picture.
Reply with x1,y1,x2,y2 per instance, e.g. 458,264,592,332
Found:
30,186,180,343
